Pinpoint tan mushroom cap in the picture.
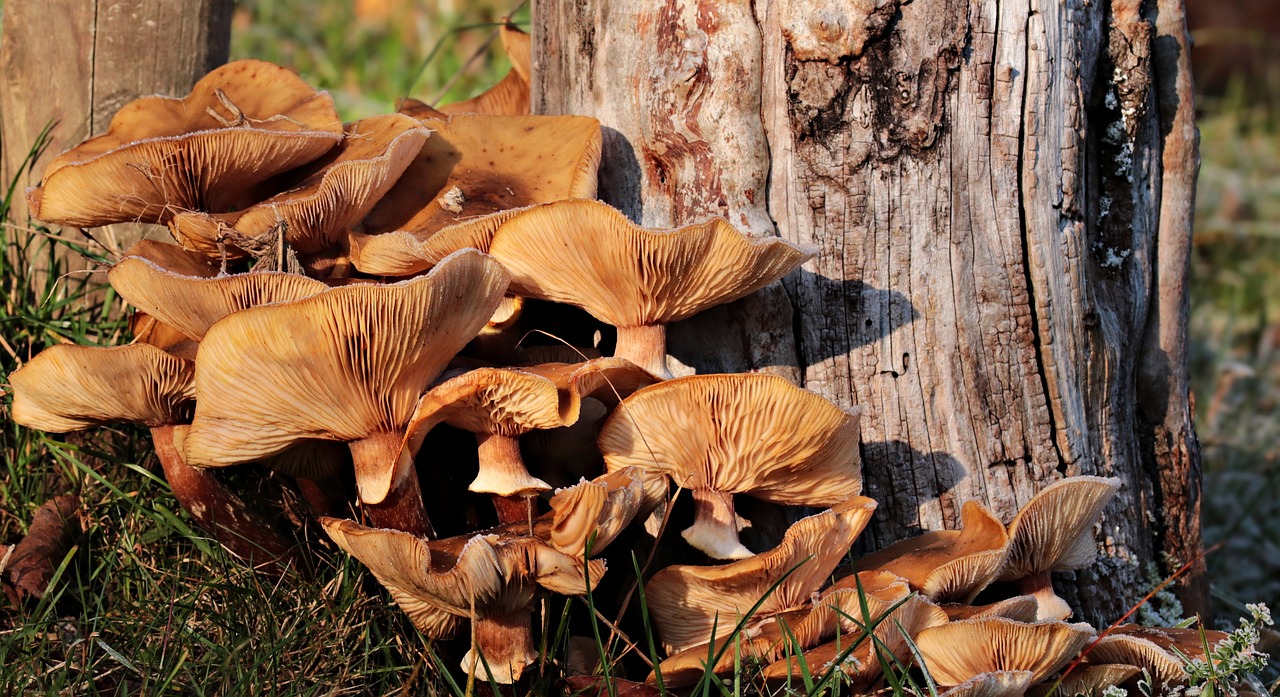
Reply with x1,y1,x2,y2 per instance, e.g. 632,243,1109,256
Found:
108,256,328,341
349,206,529,276
938,671,1036,697
914,618,1096,686
321,517,605,684
438,24,532,117
645,496,878,655
600,373,862,559
120,239,219,278
169,114,429,257
10,344,194,432
1001,476,1122,580
361,114,601,240
487,199,816,326
853,500,1010,602
653,606,831,687
547,467,651,558
1027,664,1141,697
183,249,509,504
29,60,342,228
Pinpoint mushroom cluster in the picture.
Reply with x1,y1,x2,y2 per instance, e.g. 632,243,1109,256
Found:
7,54,1243,693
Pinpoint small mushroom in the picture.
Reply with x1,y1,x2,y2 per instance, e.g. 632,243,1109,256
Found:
1087,625,1230,689
600,373,862,559
28,60,342,228
183,249,510,536
937,670,1036,697
437,23,532,117
321,517,606,684
402,358,657,523
941,595,1042,623
487,199,816,377
998,476,1122,620
853,500,1010,602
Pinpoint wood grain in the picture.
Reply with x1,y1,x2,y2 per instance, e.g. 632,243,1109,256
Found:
534,0,1205,622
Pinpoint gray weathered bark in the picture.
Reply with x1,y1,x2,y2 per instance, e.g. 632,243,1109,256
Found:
0,0,233,257
533,0,1206,623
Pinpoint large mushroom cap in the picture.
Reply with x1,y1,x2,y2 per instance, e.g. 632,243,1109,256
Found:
169,113,429,257
487,199,816,326
29,59,343,228
645,496,877,655
914,618,1096,686
361,114,601,239
600,373,862,558
9,344,194,432
108,256,329,341
183,249,510,505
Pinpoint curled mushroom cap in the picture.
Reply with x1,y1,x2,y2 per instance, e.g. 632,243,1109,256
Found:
108,256,329,340
361,114,601,242
321,517,605,684
600,373,862,559
10,344,193,432
645,496,877,655
349,206,529,277
999,476,1122,619
942,596,1042,623
183,249,509,516
914,618,1096,686
487,199,816,376
169,114,429,257
29,59,342,228
853,500,1010,602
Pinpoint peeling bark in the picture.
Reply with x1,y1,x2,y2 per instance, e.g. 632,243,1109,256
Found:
534,0,1204,623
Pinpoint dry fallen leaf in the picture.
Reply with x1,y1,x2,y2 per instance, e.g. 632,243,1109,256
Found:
5,495,83,599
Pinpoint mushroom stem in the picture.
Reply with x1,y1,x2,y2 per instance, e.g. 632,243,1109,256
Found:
683,488,753,560
150,426,302,577
1017,571,1073,620
614,324,671,379
471,432,551,502
351,433,434,537
463,610,537,684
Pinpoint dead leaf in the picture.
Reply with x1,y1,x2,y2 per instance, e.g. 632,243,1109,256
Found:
5,495,82,599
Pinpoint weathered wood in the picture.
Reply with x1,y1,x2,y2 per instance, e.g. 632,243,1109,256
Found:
0,0,232,257
534,0,1205,623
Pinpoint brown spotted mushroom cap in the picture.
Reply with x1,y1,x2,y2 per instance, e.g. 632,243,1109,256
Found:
28,60,342,228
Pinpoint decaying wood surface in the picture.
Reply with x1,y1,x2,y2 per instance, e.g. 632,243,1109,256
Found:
534,0,1205,622
0,0,232,260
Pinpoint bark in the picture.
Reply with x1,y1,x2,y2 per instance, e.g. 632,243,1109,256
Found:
533,0,1205,623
